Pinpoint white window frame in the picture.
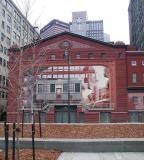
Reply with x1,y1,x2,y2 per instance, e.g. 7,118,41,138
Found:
132,73,137,83
131,60,137,66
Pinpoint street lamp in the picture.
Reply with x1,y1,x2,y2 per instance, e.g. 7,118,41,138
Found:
61,40,72,123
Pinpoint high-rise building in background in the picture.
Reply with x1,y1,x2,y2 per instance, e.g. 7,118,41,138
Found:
128,0,144,50
70,11,87,37
0,0,39,120
40,19,70,39
70,11,110,42
40,11,110,42
86,20,104,41
104,33,110,42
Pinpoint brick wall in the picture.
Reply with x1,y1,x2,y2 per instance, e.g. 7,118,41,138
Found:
0,123,144,138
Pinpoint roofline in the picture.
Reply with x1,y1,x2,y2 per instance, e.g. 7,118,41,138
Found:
9,31,128,52
126,51,144,53
40,31,128,49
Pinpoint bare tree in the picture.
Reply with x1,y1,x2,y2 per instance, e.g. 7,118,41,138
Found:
7,1,42,159
15,0,36,19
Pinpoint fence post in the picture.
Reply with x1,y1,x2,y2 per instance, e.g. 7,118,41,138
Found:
38,111,42,137
4,122,9,160
12,123,16,160
32,123,35,160
22,110,24,137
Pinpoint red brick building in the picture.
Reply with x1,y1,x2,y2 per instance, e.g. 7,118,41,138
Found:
7,32,144,123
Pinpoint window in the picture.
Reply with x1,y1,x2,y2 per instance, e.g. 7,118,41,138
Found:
131,60,137,66
100,112,111,123
24,112,31,123
76,53,80,59
132,96,138,104
3,59,6,67
38,84,44,93
6,78,8,87
2,91,5,98
50,84,55,93
1,33,5,41
7,25,10,34
13,31,16,39
0,45,3,52
132,73,137,83
143,73,144,83
0,58,2,65
17,14,21,23
2,76,5,86
14,21,17,29
75,83,80,92
101,53,107,58
7,2,13,13
14,10,17,18
49,54,56,60
88,53,94,59
4,47,7,54
2,21,5,29
26,55,33,61
6,37,11,46
63,83,68,93
0,75,2,85
130,111,138,122
142,60,144,66
17,35,20,43
2,9,5,17
39,112,46,123
118,53,123,58
7,15,11,23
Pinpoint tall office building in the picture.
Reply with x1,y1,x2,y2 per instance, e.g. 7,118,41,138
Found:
86,20,104,41
128,0,144,50
0,0,39,119
70,11,105,41
40,19,70,39
70,11,87,37
104,33,110,42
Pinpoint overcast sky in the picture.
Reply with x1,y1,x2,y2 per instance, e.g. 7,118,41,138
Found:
13,0,130,44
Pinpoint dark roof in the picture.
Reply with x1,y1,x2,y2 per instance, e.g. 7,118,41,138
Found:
40,31,128,48
40,19,70,33
9,31,128,52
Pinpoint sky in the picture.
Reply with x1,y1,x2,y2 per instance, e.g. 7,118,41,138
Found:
13,0,130,44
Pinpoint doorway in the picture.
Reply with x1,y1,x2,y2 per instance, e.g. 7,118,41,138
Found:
55,105,77,123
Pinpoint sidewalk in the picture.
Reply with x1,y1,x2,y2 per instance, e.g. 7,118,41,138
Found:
1,138,144,152
58,152,144,160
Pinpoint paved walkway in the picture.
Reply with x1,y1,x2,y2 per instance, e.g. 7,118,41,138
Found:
58,152,144,160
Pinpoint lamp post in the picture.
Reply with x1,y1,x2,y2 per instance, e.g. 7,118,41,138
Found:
61,41,71,123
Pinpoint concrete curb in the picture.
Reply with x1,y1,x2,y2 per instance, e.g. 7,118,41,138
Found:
0,138,144,152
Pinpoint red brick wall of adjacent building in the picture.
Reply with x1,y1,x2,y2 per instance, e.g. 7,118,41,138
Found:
126,52,144,87
126,52,144,111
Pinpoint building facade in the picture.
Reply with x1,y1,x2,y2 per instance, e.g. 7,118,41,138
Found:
0,0,39,120
128,0,144,50
40,19,70,39
7,32,144,123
